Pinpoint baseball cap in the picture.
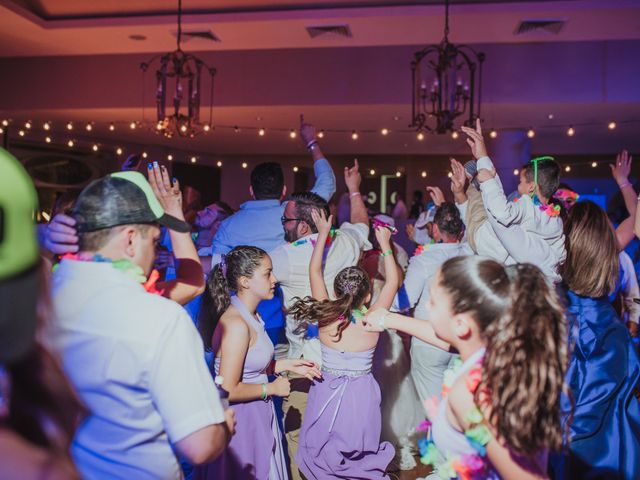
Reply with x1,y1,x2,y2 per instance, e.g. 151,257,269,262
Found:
73,171,190,233
0,147,40,363
414,206,436,229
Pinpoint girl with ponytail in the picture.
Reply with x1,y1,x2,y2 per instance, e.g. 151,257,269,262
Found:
290,210,400,479
364,256,568,479
195,246,320,480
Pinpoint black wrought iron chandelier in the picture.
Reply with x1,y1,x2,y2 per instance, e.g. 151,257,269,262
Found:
411,0,485,134
141,0,217,138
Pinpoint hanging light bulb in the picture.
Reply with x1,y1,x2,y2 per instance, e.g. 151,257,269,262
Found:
381,128,389,136
289,130,297,139
608,121,617,130
318,130,325,139
567,126,575,137
369,169,376,176
45,136,52,143
92,144,99,152
527,128,535,138
293,166,299,172
130,121,137,130
395,171,402,177
564,165,571,172
24,121,32,129
85,123,93,132
67,139,74,147
242,162,248,169
116,147,123,155
18,130,25,137
421,171,427,178
67,122,74,130
489,129,497,139
109,123,115,131
167,154,173,161
417,132,425,141
203,124,211,132
447,172,453,178
591,161,598,168
1,119,8,127
190,156,197,164
351,131,359,140
43,121,51,131
258,128,266,137
451,131,459,140
0,127,3,134
216,160,223,167
513,169,519,176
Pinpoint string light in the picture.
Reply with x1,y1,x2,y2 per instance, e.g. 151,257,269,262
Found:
129,121,137,130
190,156,197,163
45,136,51,143
25,121,32,129
421,171,427,178
66,122,73,130
167,154,173,161
527,128,535,138
451,131,459,140
156,121,164,131
447,172,453,178
489,129,497,139
565,165,571,172
369,169,376,176
18,130,25,137
109,123,115,131
417,132,425,141
567,126,575,137
591,161,598,168
289,130,297,139
0,127,4,134
293,166,299,172
142,152,148,159
318,130,325,139
395,171,402,177
179,124,188,133
203,124,211,132
1,120,8,127
67,139,74,147
92,144,99,152
116,147,123,155
513,169,519,176
381,128,389,136
43,121,51,131
351,131,359,140
608,121,616,130
216,160,223,167
258,128,266,137
242,162,248,169
85,123,93,132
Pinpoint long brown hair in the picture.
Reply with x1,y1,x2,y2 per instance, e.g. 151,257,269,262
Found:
439,256,569,456
289,266,370,341
560,200,619,298
198,246,268,351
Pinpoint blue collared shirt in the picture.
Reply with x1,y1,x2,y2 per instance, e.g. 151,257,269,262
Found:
212,158,336,254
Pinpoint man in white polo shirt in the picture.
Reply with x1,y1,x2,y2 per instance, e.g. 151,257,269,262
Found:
50,171,234,479
269,160,370,479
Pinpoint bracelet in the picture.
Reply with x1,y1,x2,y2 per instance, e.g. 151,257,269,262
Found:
619,182,632,189
380,249,393,257
261,383,268,401
306,139,319,150
349,191,361,198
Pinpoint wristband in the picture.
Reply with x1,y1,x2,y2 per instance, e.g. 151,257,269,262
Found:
349,191,361,198
261,383,268,401
619,181,632,189
306,139,319,150
380,249,393,257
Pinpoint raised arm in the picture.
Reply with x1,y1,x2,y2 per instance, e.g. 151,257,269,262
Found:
309,209,332,301
148,163,206,304
300,116,336,202
371,226,400,310
611,150,637,250
344,159,369,226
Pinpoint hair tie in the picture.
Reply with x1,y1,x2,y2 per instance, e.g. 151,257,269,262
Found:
220,254,228,278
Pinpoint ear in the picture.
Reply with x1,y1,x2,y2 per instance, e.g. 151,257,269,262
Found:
453,314,472,339
249,185,255,199
124,226,137,258
281,185,287,200
238,275,251,291
298,221,311,237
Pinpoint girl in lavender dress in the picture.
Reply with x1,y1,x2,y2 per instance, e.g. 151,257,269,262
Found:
194,246,321,480
289,211,397,479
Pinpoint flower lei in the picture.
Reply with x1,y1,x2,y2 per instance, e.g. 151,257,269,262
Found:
416,355,492,480
513,195,561,218
414,238,436,257
56,253,165,296
291,229,339,249
338,305,368,324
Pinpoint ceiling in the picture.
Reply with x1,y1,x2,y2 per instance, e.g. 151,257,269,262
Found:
0,0,639,158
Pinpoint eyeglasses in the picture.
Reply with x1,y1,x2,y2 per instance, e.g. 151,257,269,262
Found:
281,215,302,225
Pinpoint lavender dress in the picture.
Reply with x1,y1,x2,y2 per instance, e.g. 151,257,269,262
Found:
295,343,395,478
194,296,288,480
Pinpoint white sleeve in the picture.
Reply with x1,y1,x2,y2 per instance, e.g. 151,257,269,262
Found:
269,246,291,284
149,310,225,443
456,201,468,224
486,216,550,265
392,255,429,312
339,222,372,251
619,252,640,324
480,176,527,227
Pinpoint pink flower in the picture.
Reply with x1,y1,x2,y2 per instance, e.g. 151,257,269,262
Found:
466,366,482,393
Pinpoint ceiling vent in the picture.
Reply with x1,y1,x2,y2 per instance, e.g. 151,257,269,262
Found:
306,25,353,39
515,20,566,35
173,30,221,43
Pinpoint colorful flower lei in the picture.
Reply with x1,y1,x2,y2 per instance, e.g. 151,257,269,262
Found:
513,195,561,218
291,229,339,249
414,238,436,257
56,253,164,296
417,355,492,480
338,305,368,324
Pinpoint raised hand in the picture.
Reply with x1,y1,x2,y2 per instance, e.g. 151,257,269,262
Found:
374,224,392,250
344,159,361,193
147,162,183,217
311,209,333,236
461,118,488,160
426,186,445,207
44,213,79,254
610,150,633,187
450,158,467,195
299,114,317,145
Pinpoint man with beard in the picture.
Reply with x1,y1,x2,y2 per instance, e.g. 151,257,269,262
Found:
268,160,370,480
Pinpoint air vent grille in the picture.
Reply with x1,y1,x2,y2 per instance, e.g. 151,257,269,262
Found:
306,25,352,39
515,20,565,35
174,30,221,43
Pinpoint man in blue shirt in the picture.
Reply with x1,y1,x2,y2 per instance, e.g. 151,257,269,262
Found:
211,121,336,254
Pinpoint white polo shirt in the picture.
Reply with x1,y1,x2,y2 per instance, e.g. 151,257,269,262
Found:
50,260,225,480
269,222,371,364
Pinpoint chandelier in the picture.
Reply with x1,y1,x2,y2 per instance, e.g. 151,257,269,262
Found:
141,0,217,138
411,0,485,134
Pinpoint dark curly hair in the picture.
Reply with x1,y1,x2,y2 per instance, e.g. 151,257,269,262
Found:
433,201,464,238
289,266,370,342
198,246,268,351
291,191,330,234
439,256,570,456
